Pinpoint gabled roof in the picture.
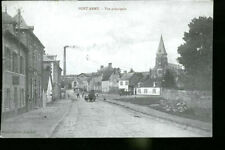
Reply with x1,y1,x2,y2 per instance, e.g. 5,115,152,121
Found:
129,73,144,87
102,70,114,81
13,13,34,30
12,12,44,49
139,79,154,87
120,72,134,80
157,35,167,55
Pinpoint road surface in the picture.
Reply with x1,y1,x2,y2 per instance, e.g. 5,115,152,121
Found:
52,97,206,137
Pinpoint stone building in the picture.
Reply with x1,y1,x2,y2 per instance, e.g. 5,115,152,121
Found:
12,10,45,110
151,35,183,87
2,11,29,118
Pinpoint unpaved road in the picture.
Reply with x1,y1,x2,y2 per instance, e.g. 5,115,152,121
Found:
52,97,209,137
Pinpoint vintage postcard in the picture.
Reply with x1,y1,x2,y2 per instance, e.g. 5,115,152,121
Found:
1,0,213,138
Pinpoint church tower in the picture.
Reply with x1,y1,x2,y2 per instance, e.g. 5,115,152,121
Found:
154,35,168,78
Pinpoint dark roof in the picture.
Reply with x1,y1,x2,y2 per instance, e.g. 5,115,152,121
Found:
157,35,167,55
129,73,144,87
2,12,16,24
13,13,34,30
102,70,114,81
12,13,44,49
120,73,134,80
139,79,154,87
139,72,150,82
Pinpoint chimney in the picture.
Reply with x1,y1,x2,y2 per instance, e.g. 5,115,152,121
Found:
100,65,104,69
108,63,112,68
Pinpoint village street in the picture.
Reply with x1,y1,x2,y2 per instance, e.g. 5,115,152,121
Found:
51,92,207,137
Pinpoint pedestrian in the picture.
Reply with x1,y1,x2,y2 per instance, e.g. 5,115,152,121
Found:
77,93,80,99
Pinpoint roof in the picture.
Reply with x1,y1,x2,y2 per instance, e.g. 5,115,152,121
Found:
2,12,16,24
157,35,167,55
13,13,34,30
13,13,45,49
102,70,114,81
129,73,144,87
139,79,154,87
139,72,150,82
120,72,134,80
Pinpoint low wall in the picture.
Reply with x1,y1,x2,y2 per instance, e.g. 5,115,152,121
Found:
161,89,212,120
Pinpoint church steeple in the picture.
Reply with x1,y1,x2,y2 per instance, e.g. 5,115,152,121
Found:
157,35,167,55
155,35,168,72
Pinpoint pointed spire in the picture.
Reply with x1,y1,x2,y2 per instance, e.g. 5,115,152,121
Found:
157,35,167,55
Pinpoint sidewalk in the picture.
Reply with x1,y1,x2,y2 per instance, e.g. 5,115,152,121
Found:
99,95,212,137
1,99,72,138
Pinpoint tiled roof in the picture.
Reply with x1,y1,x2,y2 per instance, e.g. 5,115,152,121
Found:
120,72,134,80
157,35,167,55
139,79,154,87
129,73,144,87
102,70,114,81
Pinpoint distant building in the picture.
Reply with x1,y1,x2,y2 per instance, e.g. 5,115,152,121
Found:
88,73,102,92
118,72,134,92
43,55,62,101
101,66,120,93
151,35,183,87
42,65,53,106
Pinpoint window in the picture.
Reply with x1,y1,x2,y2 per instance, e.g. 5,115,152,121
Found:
5,47,11,71
20,56,25,74
4,88,10,109
138,89,141,93
144,89,148,94
120,81,123,86
12,52,18,73
157,69,162,76
125,81,128,85
14,87,18,109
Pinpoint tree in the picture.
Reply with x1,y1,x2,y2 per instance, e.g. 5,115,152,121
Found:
162,69,176,88
177,16,213,90
129,68,134,73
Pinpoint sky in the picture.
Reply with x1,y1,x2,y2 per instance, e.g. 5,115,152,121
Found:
2,0,213,75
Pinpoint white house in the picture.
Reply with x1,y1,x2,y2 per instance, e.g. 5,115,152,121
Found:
136,79,160,96
118,73,134,92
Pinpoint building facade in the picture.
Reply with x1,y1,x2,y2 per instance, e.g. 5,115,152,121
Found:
11,10,45,110
118,72,134,92
2,11,28,118
101,63,120,93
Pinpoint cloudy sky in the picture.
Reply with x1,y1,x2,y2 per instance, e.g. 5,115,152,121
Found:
2,0,213,75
